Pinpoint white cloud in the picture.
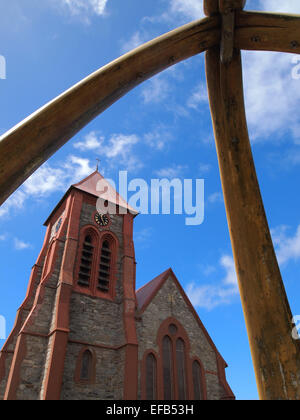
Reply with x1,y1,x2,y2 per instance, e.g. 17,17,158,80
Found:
0,190,26,219
0,234,6,241
168,0,204,21
187,255,238,310
14,238,32,251
102,134,139,158
187,83,208,110
74,131,103,151
0,155,95,220
242,50,300,143
121,31,145,54
144,126,173,151
154,165,186,178
272,224,300,265
23,166,66,196
141,76,170,104
74,131,143,172
259,0,300,14
59,0,108,18
208,192,223,204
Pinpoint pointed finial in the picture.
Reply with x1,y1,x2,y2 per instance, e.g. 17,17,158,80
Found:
96,158,101,172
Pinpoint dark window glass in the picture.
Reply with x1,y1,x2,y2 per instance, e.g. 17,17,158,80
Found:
146,353,157,400
163,336,173,400
193,361,203,400
169,324,178,335
80,350,92,381
98,240,111,293
176,339,186,400
78,235,94,287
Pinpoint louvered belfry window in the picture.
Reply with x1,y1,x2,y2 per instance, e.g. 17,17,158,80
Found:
98,240,111,293
78,235,94,288
146,353,157,400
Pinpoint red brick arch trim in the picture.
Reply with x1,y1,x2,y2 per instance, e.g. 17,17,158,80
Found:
74,347,97,385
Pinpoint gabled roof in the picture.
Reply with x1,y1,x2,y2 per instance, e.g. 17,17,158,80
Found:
73,170,138,214
136,268,228,367
44,170,138,225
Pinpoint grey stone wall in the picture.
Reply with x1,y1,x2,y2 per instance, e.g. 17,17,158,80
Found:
61,343,125,400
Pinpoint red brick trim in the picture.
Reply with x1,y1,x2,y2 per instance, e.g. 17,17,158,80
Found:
41,191,81,400
122,213,138,400
216,353,235,400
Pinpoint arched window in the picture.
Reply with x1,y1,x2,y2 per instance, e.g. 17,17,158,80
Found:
146,353,157,400
192,361,203,400
98,240,111,293
163,336,173,400
80,350,93,382
176,338,187,399
78,235,95,288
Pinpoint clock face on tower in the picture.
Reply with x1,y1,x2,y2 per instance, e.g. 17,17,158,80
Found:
94,212,110,227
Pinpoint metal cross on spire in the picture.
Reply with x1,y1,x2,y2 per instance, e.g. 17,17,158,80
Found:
96,158,101,172
1,0,300,400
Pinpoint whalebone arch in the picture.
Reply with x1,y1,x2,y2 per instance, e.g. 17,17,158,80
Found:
1,0,300,401
0,11,300,206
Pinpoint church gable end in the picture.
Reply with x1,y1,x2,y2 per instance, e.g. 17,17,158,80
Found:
136,271,234,400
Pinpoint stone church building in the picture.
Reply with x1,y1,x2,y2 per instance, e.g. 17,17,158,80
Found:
0,170,235,400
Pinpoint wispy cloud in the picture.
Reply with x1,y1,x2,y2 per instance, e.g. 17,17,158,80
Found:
242,50,300,143
272,224,300,265
0,156,94,220
73,131,103,151
74,131,142,172
0,234,6,241
208,192,223,204
56,0,109,23
187,83,208,110
154,165,186,178
198,163,211,175
187,255,238,310
14,238,32,251
121,31,145,54
141,75,170,104
259,0,300,14
0,190,26,219
144,125,174,151
168,0,204,21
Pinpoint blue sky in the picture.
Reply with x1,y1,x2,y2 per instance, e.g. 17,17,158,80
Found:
1,0,300,400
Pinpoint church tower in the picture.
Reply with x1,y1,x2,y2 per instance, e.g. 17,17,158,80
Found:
0,170,139,400
0,170,235,400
